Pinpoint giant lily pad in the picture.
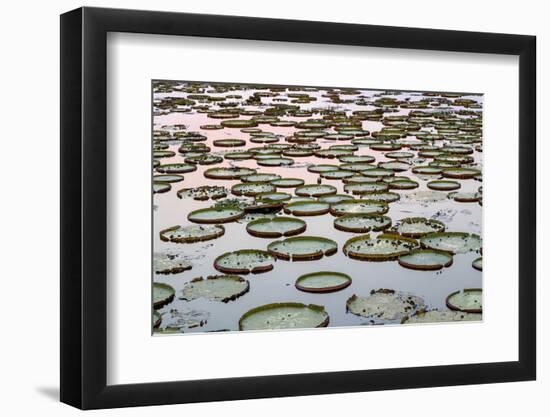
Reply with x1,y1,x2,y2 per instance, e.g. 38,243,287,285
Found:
402,309,482,324
334,214,392,233
154,253,192,274
214,249,275,274
177,186,227,201
268,236,338,260
239,303,329,330
392,217,445,238
246,217,306,238
187,207,244,224
446,288,482,313
420,232,482,254
330,200,388,216
204,167,256,180
157,163,197,174
270,178,305,188
153,282,176,309
284,201,330,216
153,174,184,183
159,224,225,243
427,180,461,191
231,182,276,197
346,289,426,322
180,275,249,302
343,233,418,261
295,184,337,197
213,138,246,147
398,249,453,270
153,182,171,194
295,271,352,293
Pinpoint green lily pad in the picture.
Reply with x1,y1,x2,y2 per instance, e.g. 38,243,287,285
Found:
346,289,426,322
295,184,337,197
427,180,461,191
320,170,356,180
153,310,162,328
284,201,330,216
343,233,418,261
153,174,184,183
221,119,259,128
213,138,246,147
330,200,388,216
268,236,338,260
153,253,192,274
318,194,355,204
472,257,483,271
153,282,175,309
214,249,275,274
398,249,453,270
239,303,329,330
295,271,352,293
344,182,388,194
246,217,306,238
270,178,305,188
231,182,276,197
180,275,250,302
442,167,481,179
204,167,256,180
307,164,340,173
334,214,392,233
446,288,482,313
242,173,281,183
157,163,197,174
402,309,482,324
392,217,445,238
187,207,245,224
420,232,482,254
177,185,227,201
153,182,171,194
185,154,223,165
159,224,225,243
257,157,295,167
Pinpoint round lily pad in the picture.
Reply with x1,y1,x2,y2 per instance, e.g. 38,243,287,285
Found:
159,224,225,243
153,282,175,309
402,309,482,324
214,249,275,274
356,191,400,203
180,275,250,302
221,119,258,128
153,174,184,183
420,232,482,254
154,253,192,274
204,167,256,180
318,194,355,204
330,200,389,216
472,257,483,271
242,173,281,183
153,182,171,194
346,289,426,322
295,271,352,293
448,192,480,203
284,201,330,216
398,249,453,270
392,217,445,238
157,163,197,174
239,303,329,330
334,214,392,233
177,186,227,201
268,236,338,260
246,217,306,238
307,164,339,173
442,167,481,179
231,182,276,197
343,233,418,261
185,154,223,165
344,182,388,195
446,288,482,313
295,184,337,197
187,207,245,224
270,178,305,188
213,138,246,147
427,180,461,191
257,157,295,167
320,170,355,180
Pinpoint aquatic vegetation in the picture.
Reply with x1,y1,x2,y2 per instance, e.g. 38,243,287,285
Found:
152,81,483,333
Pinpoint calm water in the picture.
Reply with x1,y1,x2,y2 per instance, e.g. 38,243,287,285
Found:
152,84,482,334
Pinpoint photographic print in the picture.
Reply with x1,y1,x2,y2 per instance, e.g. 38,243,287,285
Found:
152,81,483,335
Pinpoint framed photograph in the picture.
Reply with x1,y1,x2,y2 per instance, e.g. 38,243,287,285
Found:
60,6,536,410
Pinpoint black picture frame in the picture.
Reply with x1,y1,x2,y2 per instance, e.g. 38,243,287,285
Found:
60,6,536,410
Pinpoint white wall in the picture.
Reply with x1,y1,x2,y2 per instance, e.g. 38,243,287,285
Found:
0,0,545,415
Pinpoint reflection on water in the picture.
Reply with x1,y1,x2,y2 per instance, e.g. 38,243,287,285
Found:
152,82,483,334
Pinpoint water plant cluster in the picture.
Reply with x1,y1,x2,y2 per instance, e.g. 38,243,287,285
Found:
152,81,483,333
